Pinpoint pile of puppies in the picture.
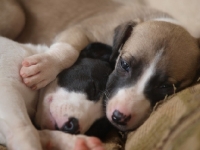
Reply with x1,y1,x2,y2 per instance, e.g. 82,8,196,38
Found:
0,0,199,150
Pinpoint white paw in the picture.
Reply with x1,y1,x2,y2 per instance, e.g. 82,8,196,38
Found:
20,53,61,90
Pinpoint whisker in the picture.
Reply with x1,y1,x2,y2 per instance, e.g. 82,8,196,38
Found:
164,94,168,101
152,94,168,112
172,84,177,94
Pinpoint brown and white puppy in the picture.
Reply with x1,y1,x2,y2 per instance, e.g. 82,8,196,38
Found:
105,21,200,131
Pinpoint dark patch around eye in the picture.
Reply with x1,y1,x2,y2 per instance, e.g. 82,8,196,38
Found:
144,71,175,106
144,68,183,107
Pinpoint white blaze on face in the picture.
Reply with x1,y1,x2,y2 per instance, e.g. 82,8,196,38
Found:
50,87,103,133
106,48,164,130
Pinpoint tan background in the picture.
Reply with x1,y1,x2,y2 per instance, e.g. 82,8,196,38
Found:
144,0,200,37
116,0,200,37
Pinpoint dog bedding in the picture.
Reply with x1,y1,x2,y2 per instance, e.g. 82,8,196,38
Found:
126,82,200,150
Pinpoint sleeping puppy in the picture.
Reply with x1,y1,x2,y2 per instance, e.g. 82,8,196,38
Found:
0,39,112,150
35,42,113,137
104,21,200,131
1,0,200,145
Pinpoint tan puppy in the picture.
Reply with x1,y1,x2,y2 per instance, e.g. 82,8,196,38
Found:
0,0,200,149
105,21,200,131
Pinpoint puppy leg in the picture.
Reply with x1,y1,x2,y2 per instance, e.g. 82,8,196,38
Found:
20,43,79,90
0,84,42,150
0,37,43,149
74,137,104,150
39,130,105,150
5,125,42,150
20,26,90,90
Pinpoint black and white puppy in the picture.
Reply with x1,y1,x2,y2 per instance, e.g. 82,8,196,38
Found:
0,38,112,150
35,42,113,136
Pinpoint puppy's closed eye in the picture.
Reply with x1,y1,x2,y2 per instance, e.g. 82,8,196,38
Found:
152,81,181,99
157,83,174,89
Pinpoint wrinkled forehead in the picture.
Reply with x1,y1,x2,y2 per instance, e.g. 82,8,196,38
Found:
119,21,199,82
121,21,197,60
122,22,188,55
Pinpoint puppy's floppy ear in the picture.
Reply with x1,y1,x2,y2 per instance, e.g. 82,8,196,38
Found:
110,21,137,64
80,42,112,62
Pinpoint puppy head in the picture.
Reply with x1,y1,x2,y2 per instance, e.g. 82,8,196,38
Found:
105,21,200,131
35,43,113,134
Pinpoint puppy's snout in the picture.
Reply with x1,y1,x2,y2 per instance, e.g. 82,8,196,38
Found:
112,110,131,125
61,117,80,134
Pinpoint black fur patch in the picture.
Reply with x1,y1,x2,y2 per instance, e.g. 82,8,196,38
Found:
58,42,113,101
144,71,182,106
57,42,114,139
58,58,112,101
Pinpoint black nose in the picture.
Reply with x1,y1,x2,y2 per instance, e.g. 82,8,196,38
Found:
61,117,80,134
112,110,131,125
